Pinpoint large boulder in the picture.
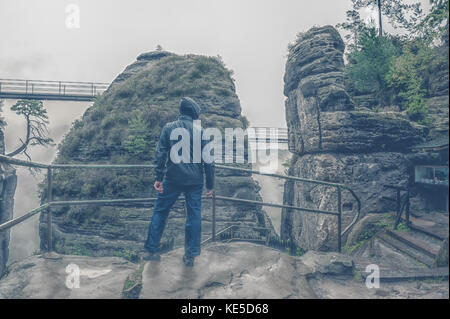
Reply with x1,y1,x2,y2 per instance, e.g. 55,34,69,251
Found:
39,52,272,259
281,152,417,251
284,26,427,155
281,26,429,251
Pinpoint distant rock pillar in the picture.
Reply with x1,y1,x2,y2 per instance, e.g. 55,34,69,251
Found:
0,128,17,278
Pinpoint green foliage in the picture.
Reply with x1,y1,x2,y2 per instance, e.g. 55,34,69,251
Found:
7,99,54,159
345,27,401,104
418,0,449,44
70,244,93,257
386,45,428,122
337,0,423,43
343,240,367,254
296,247,305,256
10,99,48,119
340,0,448,126
353,269,363,282
396,221,410,232
112,249,139,262
123,112,152,158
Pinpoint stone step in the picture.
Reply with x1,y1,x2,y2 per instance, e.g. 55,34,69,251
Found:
377,232,434,268
405,215,449,241
386,229,439,259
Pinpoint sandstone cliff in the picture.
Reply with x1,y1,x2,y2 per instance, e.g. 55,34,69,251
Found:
281,26,430,251
38,51,272,259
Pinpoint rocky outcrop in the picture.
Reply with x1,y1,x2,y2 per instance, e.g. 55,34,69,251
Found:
0,129,17,278
1,241,446,299
140,241,353,299
39,52,272,259
0,253,136,298
281,26,429,251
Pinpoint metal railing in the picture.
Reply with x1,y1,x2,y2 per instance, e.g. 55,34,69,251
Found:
0,79,109,101
383,184,410,229
0,154,361,253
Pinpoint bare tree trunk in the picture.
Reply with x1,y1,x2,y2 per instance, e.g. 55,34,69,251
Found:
6,115,31,157
377,0,383,36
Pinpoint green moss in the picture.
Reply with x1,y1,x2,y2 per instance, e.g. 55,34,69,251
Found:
38,52,247,258
343,240,367,255
112,249,139,263
353,269,363,282
69,244,93,257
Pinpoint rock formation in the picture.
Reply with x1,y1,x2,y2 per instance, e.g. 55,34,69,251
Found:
38,51,273,259
2,242,446,299
281,26,429,251
0,253,136,298
0,128,18,278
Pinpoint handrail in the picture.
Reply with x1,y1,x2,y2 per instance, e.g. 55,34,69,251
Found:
0,204,49,232
0,154,362,252
215,164,361,236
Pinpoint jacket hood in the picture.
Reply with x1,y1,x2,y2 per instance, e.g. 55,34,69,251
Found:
179,97,201,120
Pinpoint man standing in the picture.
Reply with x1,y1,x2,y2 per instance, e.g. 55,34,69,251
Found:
144,97,215,267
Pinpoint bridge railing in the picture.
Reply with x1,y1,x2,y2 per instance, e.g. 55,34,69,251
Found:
0,79,109,101
0,154,361,253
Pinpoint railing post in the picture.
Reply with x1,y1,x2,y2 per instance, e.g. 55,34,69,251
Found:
406,190,410,226
337,187,342,253
212,192,216,242
394,188,401,230
46,167,53,251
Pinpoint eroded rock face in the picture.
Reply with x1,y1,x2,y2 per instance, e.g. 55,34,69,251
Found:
282,26,429,251
0,129,17,278
284,26,426,155
39,51,272,259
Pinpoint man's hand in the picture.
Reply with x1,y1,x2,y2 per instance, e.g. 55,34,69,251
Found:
154,181,164,193
205,189,215,197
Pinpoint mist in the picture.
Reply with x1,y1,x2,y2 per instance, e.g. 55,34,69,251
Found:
2,100,91,263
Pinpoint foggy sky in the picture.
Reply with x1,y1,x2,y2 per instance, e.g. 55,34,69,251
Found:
0,0,363,127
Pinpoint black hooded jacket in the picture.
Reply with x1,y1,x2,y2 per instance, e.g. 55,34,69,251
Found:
154,97,215,189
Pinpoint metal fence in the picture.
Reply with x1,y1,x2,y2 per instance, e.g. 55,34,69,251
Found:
0,154,361,253
0,79,109,101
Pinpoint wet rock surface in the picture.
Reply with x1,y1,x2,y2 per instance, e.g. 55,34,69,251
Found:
0,253,136,298
140,242,319,299
0,242,447,299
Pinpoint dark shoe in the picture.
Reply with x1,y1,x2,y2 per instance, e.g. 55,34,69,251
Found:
142,251,161,261
183,255,194,267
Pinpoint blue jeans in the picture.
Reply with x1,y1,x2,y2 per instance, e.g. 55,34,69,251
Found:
145,181,203,258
